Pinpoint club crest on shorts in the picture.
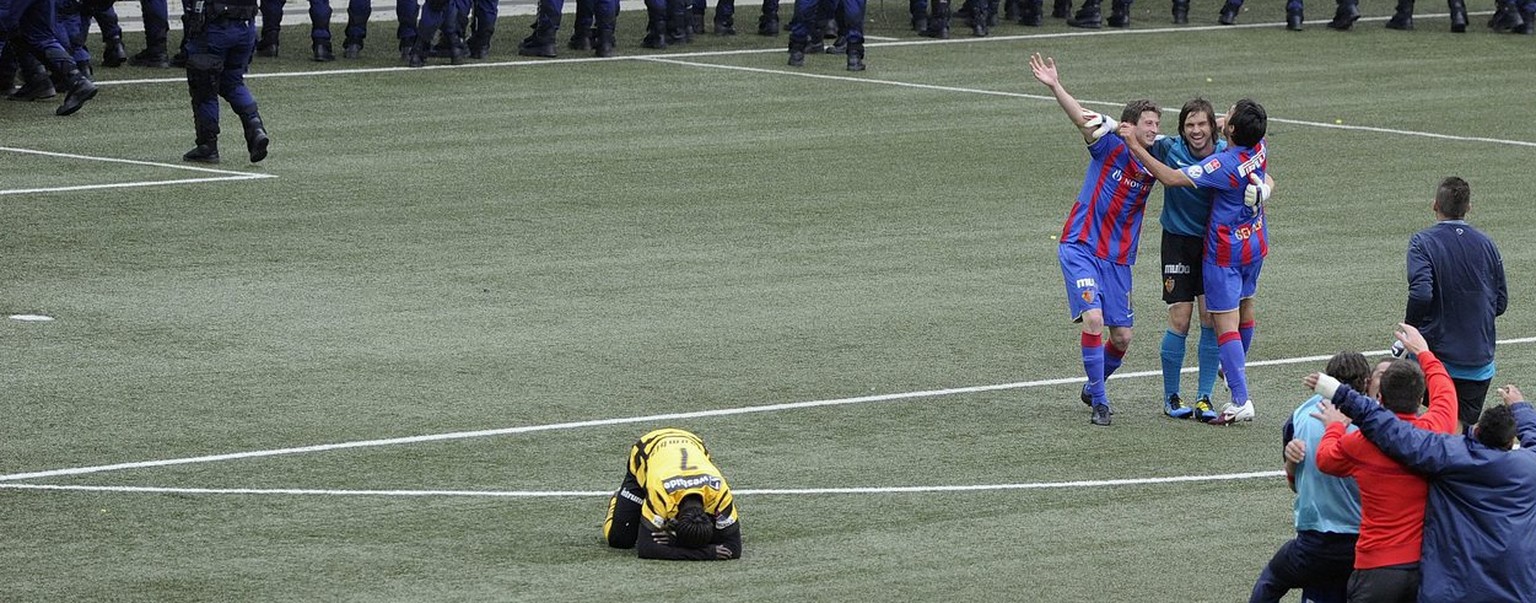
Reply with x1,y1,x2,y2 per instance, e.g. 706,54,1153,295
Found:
1081,289,1095,303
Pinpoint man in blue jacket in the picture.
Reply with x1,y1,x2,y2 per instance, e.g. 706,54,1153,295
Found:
1308,377,1536,602
1406,177,1507,429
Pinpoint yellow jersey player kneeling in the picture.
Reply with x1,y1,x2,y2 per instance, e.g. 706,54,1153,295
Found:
603,428,741,560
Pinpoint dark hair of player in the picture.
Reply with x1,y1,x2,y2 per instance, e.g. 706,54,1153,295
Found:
1435,176,1471,220
1227,98,1268,148
1178,98,1218,140
1474,405,1518,450
1378,359,1426,415
1120,99,1162,125
668,495,716,549
1325,351,1372,394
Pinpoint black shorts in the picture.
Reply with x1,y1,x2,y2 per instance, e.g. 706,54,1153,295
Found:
1160,231,1205,304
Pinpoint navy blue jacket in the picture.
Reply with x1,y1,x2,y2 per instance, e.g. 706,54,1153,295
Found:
1406,220,1507,368
1334,386,1536,602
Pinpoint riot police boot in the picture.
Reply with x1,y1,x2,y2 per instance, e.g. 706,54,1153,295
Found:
1107,0,1131,26
912,12,929,31
806,35,825,54
1514,8,1534,32
1068,0,1102,27
102,37,128,67
78,60,94,81
595,29,617,57
7,75,57,101
1326,1,1360,28
1005,0,1022,19
241,114,270,163
568,27,594,50
845,41,864,71
1447,0,1467,30
258,30,281,57
343,38,364,58
1020,0,1044,24
313,40,336,61
987,0,1000,25
55,65,98,116
406,40,428,67
1171,0,1189,22
1286,7,1303,29
643,14,669,47
466,31,493,58
1052,0,1072,18
922,0,952,37
966,0,991,35
758,12,780,35
830,34,846,53
518,33,558,57
714,14,737,34
1217,1,1240,24
128,47,171,68
448,38,470,64
787,38,807,67
1385,0,1414,28
667,11,692,44
689,12,706,33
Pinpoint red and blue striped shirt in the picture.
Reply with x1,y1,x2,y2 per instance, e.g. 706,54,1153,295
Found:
1181,139,1269,267
1059,135,1155,266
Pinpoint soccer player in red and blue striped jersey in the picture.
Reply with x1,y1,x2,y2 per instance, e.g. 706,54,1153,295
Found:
1124,99,1273,426
1030,53,1161,427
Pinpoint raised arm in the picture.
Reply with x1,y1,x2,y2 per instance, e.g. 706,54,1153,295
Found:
1323,385,1468,477
1028,53,1105,143
1500,386,1536,449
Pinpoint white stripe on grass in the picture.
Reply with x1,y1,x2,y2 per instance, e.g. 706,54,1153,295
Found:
4,338,1533,484
0,470,1283,497
0,146,276,196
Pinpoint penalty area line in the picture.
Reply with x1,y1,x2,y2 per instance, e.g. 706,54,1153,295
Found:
4,337,1533,484
0,470,1284,498
0,175,274,196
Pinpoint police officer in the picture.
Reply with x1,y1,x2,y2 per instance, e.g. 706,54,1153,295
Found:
255,0,372,61
0,0,98,114
79,0,128,66
126,0,172,66
787,0,862,71
181,0,271,164
405,0,469,65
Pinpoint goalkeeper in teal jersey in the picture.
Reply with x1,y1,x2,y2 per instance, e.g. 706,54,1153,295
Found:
1149,98,1226,422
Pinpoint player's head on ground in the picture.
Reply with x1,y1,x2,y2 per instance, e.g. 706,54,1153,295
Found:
1434,176,1471,220
1378,358,1426,414
1473,404,1518,450
667,494,716,549
1325,351,1371,393
1223,98,1267,148
1367,358,1394,398
1119,99,1162,148
1177,97,1218,154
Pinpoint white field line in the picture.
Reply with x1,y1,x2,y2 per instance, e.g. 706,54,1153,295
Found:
4,337,1533,484
0,146,277,196
640,57,1536,149
0,470,1284,497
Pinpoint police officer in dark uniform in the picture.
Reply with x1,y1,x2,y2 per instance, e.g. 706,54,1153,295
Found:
181,0,271,164
786,0,862,71
0,0,98,114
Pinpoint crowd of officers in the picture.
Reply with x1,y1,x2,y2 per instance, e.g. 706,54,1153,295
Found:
5,0,1533,117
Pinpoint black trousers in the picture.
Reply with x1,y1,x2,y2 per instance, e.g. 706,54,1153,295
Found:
1453,377,1491,429
1250,530,1357,603
1347,563,1420,603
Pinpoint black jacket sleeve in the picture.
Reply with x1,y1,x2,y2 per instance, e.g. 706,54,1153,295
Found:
635,523,742,561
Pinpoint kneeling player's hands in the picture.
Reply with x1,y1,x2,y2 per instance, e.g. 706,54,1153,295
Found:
714,545,734,560
650,530,672,546
1243,173,1270,211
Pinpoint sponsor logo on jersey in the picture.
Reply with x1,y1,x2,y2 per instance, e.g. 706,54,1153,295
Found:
1204,158,1222,172
1110,169,1149,189
1237,149,1265,177
1075,278,1097,288
662,473,723,493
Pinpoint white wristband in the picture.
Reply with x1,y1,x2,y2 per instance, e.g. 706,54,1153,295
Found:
1314,374,1341,399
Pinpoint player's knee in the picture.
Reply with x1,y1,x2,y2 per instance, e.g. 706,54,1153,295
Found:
1167,307,1192,334
1079,310,1105,333
1109,329,1133,351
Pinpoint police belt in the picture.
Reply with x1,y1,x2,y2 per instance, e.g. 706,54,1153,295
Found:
204,3,258,20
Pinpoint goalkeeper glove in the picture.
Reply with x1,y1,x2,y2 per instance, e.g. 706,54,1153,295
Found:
1243,173,1270,213
1081,111,1115,142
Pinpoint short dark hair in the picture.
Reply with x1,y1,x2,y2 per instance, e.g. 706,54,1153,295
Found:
668,495,715,549
1435,177,1471,220
1228,98,1268,148
1378,359,1426,414
1475,405,1518,450
1120,99,1162,125
1325,351,1371,393
1178,98,1217,140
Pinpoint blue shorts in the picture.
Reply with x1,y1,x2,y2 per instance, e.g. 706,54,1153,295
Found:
1059,243,1134,327
1203,259,1262,313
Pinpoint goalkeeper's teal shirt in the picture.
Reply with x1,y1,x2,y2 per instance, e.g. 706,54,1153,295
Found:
1150,135,1226,237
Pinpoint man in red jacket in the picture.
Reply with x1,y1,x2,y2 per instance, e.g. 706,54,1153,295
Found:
1312,323,1457,602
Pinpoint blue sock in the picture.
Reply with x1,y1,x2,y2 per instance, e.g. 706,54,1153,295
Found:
1197,326,1220,398
1082,332,1107,405
1218,331,1249,404
1240,320,1256,354
1161,330,1187,400
1104,340,1126,379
